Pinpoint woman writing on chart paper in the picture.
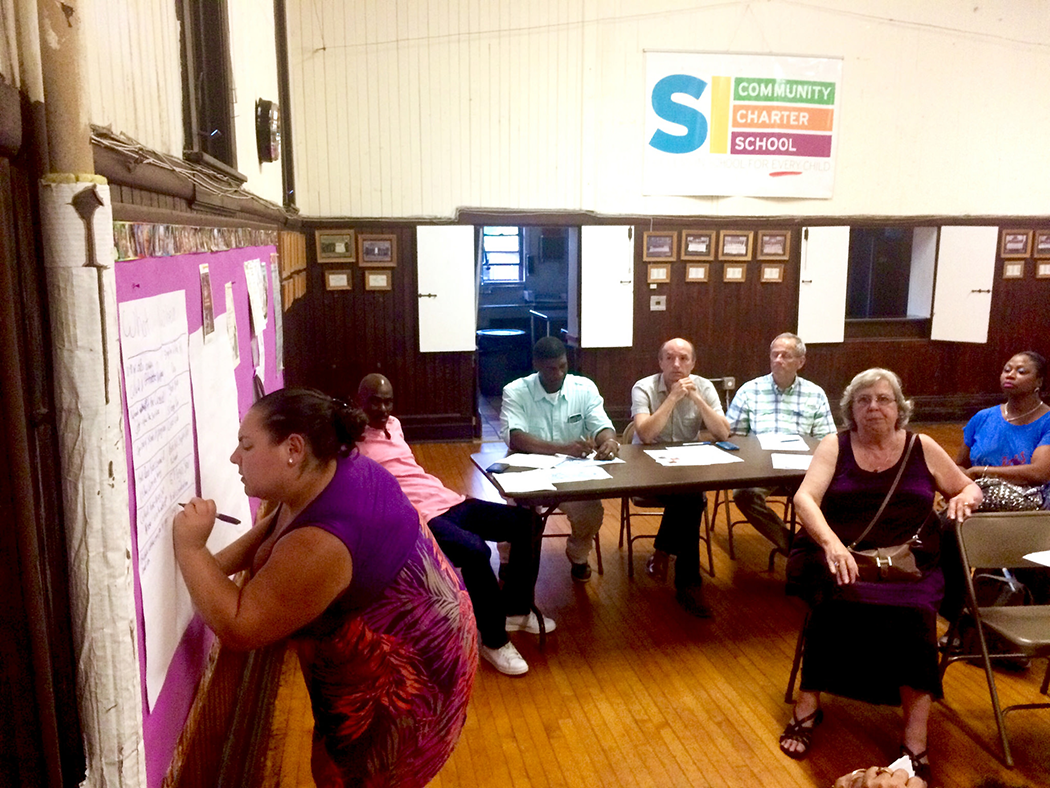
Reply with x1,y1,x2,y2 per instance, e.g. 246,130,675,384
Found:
174,389,476,787
781,369,980,784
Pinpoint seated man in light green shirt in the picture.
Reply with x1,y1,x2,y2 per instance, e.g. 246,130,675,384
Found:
499,336,618,582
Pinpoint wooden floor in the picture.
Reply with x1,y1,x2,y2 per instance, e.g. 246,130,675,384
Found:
259,425,1050,788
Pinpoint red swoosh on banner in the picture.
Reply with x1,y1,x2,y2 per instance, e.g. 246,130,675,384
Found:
769,171,802,177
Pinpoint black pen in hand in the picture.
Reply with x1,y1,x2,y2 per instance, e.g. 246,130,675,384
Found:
178,502,241,525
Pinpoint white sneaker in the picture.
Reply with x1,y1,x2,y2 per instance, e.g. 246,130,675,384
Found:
479,642,529,676
505,611,557,635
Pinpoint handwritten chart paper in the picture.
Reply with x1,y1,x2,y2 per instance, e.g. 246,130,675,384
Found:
119,291,196,709
188,313,252,540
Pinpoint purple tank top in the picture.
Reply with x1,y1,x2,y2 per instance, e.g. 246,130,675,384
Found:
822,431,936,550
287,452,421,611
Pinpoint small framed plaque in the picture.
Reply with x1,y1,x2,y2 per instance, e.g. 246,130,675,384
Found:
364,269,393,290
325,269,353,290
647,263,671,284
760,263,785,283
722,263,747,282
1036,261,1050,279
1002,260,1025,279
685,263,710,282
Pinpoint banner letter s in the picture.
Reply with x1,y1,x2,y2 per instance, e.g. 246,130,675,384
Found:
648,75,708,154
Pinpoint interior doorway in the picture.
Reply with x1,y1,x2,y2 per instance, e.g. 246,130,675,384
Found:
475,226,577,441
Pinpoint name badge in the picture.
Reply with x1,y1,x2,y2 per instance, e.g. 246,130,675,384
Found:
567,414,582,423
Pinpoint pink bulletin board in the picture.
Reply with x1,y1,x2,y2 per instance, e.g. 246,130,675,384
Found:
114,245,283,788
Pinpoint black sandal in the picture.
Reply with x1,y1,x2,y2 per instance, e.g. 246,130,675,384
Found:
779,707,823,760
900,744,932,785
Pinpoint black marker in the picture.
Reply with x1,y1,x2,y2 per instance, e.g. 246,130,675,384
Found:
178,502,241,525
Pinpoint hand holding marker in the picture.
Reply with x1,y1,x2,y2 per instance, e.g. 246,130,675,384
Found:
178,502,241,524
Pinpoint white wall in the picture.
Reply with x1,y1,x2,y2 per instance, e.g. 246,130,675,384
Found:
286,0,1050,219
83,0,184,159
79,0,283,205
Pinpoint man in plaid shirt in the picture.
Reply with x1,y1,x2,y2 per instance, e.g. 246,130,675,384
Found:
725,333,836,553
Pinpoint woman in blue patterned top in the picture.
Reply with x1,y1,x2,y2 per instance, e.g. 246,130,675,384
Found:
956,350,1050,507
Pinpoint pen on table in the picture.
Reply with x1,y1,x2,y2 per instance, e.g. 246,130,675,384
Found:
178,502,241,525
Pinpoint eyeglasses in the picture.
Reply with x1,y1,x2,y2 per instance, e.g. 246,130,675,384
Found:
855,394,896,408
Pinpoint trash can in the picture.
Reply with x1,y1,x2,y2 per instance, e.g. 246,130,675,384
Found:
477,328,529,395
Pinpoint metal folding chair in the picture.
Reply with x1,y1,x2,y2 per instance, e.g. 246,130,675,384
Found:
617,423,714,578
938,511,1050,767
538,506,603,576
716,489,796,571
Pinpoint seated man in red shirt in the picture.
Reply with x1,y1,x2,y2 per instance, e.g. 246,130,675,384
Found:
356,374,552,676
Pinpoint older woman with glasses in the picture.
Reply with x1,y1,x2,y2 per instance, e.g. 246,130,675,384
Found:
779,369,980,785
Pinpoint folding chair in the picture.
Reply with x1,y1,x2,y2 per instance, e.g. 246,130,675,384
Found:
938,511,1050,767
784,610,810,703
538,505,603,575
716,488,796,572
618,423,715,579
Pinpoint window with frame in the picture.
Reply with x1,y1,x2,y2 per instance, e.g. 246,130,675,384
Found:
177,0,241,176
480,226,523,283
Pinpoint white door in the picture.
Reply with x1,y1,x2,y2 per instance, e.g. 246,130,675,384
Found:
416,225,476,352
930,226,998,344
907,227,939,318
797,226,850,344
580,225,634,348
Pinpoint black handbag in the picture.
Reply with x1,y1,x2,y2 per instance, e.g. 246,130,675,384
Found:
846,434,929,582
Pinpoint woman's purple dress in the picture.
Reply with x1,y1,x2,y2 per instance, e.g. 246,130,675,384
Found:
787,431,943,705
281,453,477,787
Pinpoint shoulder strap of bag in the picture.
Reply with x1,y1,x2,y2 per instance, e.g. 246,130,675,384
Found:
847,433,916,550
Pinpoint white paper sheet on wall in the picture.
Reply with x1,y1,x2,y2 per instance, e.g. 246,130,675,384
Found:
225,281,240,365
244,258,267,382
188,312,252,540
244,258,267,331
118,291,196,710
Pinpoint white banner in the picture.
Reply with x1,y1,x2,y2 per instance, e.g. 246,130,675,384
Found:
643,52,843,198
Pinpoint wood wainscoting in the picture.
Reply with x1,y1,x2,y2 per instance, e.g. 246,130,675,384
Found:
288,216,1050,439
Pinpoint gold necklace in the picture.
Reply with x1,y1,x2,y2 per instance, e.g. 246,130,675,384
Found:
1003,400,1045,423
